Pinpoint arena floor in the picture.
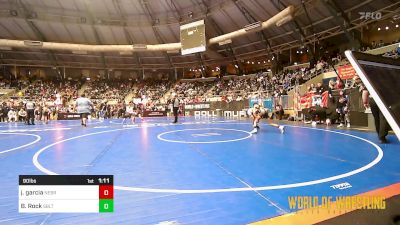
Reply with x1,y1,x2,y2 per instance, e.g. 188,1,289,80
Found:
0,117,399,225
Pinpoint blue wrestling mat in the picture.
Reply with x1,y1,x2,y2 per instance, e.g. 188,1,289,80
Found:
0,117,399,224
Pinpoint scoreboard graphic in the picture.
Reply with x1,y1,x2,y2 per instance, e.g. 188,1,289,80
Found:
19,175,113,213
180,20,206,55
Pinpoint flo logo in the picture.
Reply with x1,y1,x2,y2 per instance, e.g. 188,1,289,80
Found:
359,12,382,20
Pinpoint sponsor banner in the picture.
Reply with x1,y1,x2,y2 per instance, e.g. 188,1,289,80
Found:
249,98,274,112
337,65,356,80
249,97,290,111
192,110,247,117
264,98,274,111
184,103,211,110
143,111,167,117
210,100,249,112
57,113,81,120
184,100,249,117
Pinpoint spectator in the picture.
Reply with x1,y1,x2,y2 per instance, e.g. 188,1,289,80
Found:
378,40,384,47
371,41,377,49
8,108,17,122
278,87,287,96
18,108,27,123
336,90,350,128
316,82,326,95
328,79,336,98
0,104,6,122
271,105,285,120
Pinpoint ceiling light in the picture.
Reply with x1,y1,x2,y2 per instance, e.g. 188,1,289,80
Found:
244,22,261,31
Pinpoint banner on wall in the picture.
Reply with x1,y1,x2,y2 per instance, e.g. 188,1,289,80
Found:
184,103,211,110
298,91,329,110
57,113,81,120
337,65,356,80
184,100,249,117
248,98,274,111
143,111,167,117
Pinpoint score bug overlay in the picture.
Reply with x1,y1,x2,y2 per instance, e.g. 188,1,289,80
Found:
19,175,114,213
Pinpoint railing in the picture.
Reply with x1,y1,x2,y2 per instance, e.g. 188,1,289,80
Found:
273,95,293,109
364,42,399,55
283,62,310,71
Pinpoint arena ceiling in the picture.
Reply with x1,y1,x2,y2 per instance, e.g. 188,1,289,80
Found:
0,0,399,70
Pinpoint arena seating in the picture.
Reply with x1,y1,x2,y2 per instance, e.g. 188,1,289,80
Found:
0,42,398,122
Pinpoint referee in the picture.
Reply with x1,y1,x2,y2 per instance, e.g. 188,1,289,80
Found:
75,93,93,127
25,99,35,125
172,93,179,123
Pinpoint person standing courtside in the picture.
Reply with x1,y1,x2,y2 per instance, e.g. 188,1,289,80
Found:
75,93,93,127
0,103,4,123
354,75,390,143
25,99,35,125
172,93,179,123
369,98,391,143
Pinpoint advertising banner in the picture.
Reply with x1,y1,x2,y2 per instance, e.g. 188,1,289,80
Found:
337,65,356,80
184,100,249,117
57,113,81,120
143,111,167,117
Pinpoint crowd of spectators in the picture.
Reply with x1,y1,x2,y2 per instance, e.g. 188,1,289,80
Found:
301,78,351,127
0,40,398,124
84,80,133,102
171,81,213,103
0,79,82,123
173,57,331,104
22,80,81,103
135,80,172,105
0,99,57,123
382,48,400,59
360,38,400,52
0,79,29,89
0,79,23,89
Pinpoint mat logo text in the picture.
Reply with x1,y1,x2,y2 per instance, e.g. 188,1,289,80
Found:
288,196,386,210
330,182,352,190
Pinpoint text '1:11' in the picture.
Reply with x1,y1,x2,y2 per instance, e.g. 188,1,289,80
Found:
98,178,110,184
